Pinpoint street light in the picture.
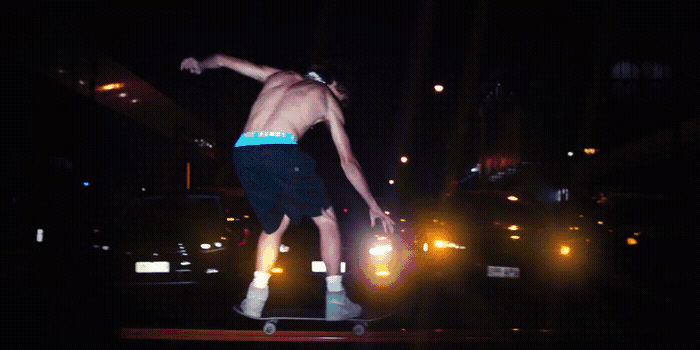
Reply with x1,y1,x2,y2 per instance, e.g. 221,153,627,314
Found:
96,82,124,92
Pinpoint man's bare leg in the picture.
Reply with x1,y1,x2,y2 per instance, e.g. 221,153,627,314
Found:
256,214,291,273
312,207,362,319
312,207,342,276
240,215,290,317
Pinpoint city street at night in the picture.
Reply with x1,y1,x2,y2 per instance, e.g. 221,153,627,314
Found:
2,1,697,348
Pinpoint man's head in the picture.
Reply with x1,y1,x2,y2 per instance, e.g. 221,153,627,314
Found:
305,62,350,107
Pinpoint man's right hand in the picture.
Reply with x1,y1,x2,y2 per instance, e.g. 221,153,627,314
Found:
180,57,202,75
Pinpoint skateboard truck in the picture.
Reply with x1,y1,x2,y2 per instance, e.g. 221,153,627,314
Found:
261,317,368,336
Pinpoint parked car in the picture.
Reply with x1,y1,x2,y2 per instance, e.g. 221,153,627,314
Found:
117,193,230,286
411,191,601,328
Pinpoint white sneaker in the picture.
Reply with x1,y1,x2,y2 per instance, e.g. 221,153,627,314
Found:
326,290,362,320
239,283,268,318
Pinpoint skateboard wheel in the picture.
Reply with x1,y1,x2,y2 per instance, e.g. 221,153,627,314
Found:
352,323,366,336
263,321,277,335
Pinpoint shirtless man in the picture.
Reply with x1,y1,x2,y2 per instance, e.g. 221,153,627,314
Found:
181,54,394,319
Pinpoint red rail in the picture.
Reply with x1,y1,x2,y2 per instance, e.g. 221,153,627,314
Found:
120,328,491,343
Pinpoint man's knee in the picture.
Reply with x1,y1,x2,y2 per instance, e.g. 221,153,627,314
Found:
313,207,338,226
264,215,291,235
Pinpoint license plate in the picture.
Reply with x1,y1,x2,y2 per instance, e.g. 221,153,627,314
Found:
135,261,170,273
487,266,520,278
311,261,346,273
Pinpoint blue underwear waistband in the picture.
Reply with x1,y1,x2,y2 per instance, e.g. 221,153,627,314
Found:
234,131,298,147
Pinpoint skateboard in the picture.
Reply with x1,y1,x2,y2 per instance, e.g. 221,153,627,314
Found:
233,305,390,336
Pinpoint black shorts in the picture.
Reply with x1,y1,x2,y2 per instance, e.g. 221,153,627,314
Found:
233,144,331,233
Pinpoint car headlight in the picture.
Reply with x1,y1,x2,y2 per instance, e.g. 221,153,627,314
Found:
369,243,393,256
434,240,448,249
359,234,402,285
426,239,465,250
200,241,224,253
559,245,571,256
368,236,394,261
421,227,466,251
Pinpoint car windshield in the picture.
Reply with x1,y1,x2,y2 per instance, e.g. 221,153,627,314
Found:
121,196,223,242
459,192,541,225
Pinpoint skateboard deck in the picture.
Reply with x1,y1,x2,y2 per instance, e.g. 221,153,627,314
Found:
233,305,390,335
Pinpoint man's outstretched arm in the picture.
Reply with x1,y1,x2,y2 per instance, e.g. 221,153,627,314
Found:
325,93,395,234
180,54,280,82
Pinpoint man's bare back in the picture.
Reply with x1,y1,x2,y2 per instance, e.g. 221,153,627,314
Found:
181,54,393,234
243,71,331,140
